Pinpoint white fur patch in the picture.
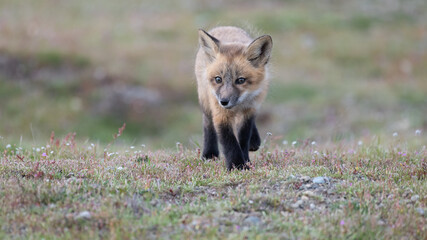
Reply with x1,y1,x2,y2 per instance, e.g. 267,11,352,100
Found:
237,87,263,105
211,89,220,101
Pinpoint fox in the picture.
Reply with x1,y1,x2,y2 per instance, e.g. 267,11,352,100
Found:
195,26,273,170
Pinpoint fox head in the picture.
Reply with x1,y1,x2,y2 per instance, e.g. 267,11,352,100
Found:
198,29,272,110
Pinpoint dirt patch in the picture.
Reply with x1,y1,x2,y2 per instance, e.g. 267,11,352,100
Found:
159,175,347,213
153,175,349,234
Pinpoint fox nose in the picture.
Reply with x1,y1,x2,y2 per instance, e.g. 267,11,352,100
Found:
220,99,229,106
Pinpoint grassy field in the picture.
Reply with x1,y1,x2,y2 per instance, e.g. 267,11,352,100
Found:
1,0,426,147
0,131,426,239
0,0,427,239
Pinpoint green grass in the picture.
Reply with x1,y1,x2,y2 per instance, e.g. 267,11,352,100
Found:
0,132,425,239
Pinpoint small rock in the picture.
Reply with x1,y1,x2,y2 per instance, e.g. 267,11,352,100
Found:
416,208,425,216
309,203,315,210
75,211,91,220
291,200,304,209
301,196,309,201
303,190,316,198
243,216,261,226
411,195,419,202
313,177,327,184
301,176,311,182
150,199,158,206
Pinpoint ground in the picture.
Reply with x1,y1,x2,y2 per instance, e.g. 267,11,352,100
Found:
0,131,425,239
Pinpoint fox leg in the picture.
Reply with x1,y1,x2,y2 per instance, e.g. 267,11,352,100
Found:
249,122,261,151
217,122,247,170
202,113,219,159
238,116,255,162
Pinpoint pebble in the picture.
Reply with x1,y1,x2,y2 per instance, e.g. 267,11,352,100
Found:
292,200,304,209
309,203,315,210
150,199,158,206
313,177,327,184
411,195,419,202
75,211,91,220
303,190,316,198
416,208,425,216
243,216,261,225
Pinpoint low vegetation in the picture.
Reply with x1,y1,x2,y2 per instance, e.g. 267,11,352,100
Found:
1,130,425,239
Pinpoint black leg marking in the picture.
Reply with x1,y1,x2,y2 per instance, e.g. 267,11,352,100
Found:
218,123,246,170
238,116,255,162
202,114,219,159
249,123,261,152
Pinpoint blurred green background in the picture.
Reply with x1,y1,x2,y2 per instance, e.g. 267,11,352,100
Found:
0,0,426,148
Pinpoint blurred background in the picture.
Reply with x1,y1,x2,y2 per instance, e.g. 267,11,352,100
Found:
0,0,426,148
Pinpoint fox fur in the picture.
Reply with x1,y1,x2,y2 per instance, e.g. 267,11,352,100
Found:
195,26,272,170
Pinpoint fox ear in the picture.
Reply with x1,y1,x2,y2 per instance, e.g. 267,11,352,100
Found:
245,35,272,67
198,29,220,61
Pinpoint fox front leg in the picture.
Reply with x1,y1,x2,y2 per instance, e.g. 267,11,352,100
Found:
202,113,219,159
249,122,261,152
217,123,247,170
238,116,255,162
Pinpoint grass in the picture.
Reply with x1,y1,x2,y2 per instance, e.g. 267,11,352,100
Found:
0,130,425,239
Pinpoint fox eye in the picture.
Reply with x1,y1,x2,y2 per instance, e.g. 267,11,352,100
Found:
235,77,246,85
214,76,222,84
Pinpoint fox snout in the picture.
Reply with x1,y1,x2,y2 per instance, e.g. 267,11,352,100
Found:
217,95,237,109
219,98,229,107
214,86,239,109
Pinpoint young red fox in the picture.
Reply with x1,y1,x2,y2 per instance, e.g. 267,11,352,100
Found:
195,26,273,170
